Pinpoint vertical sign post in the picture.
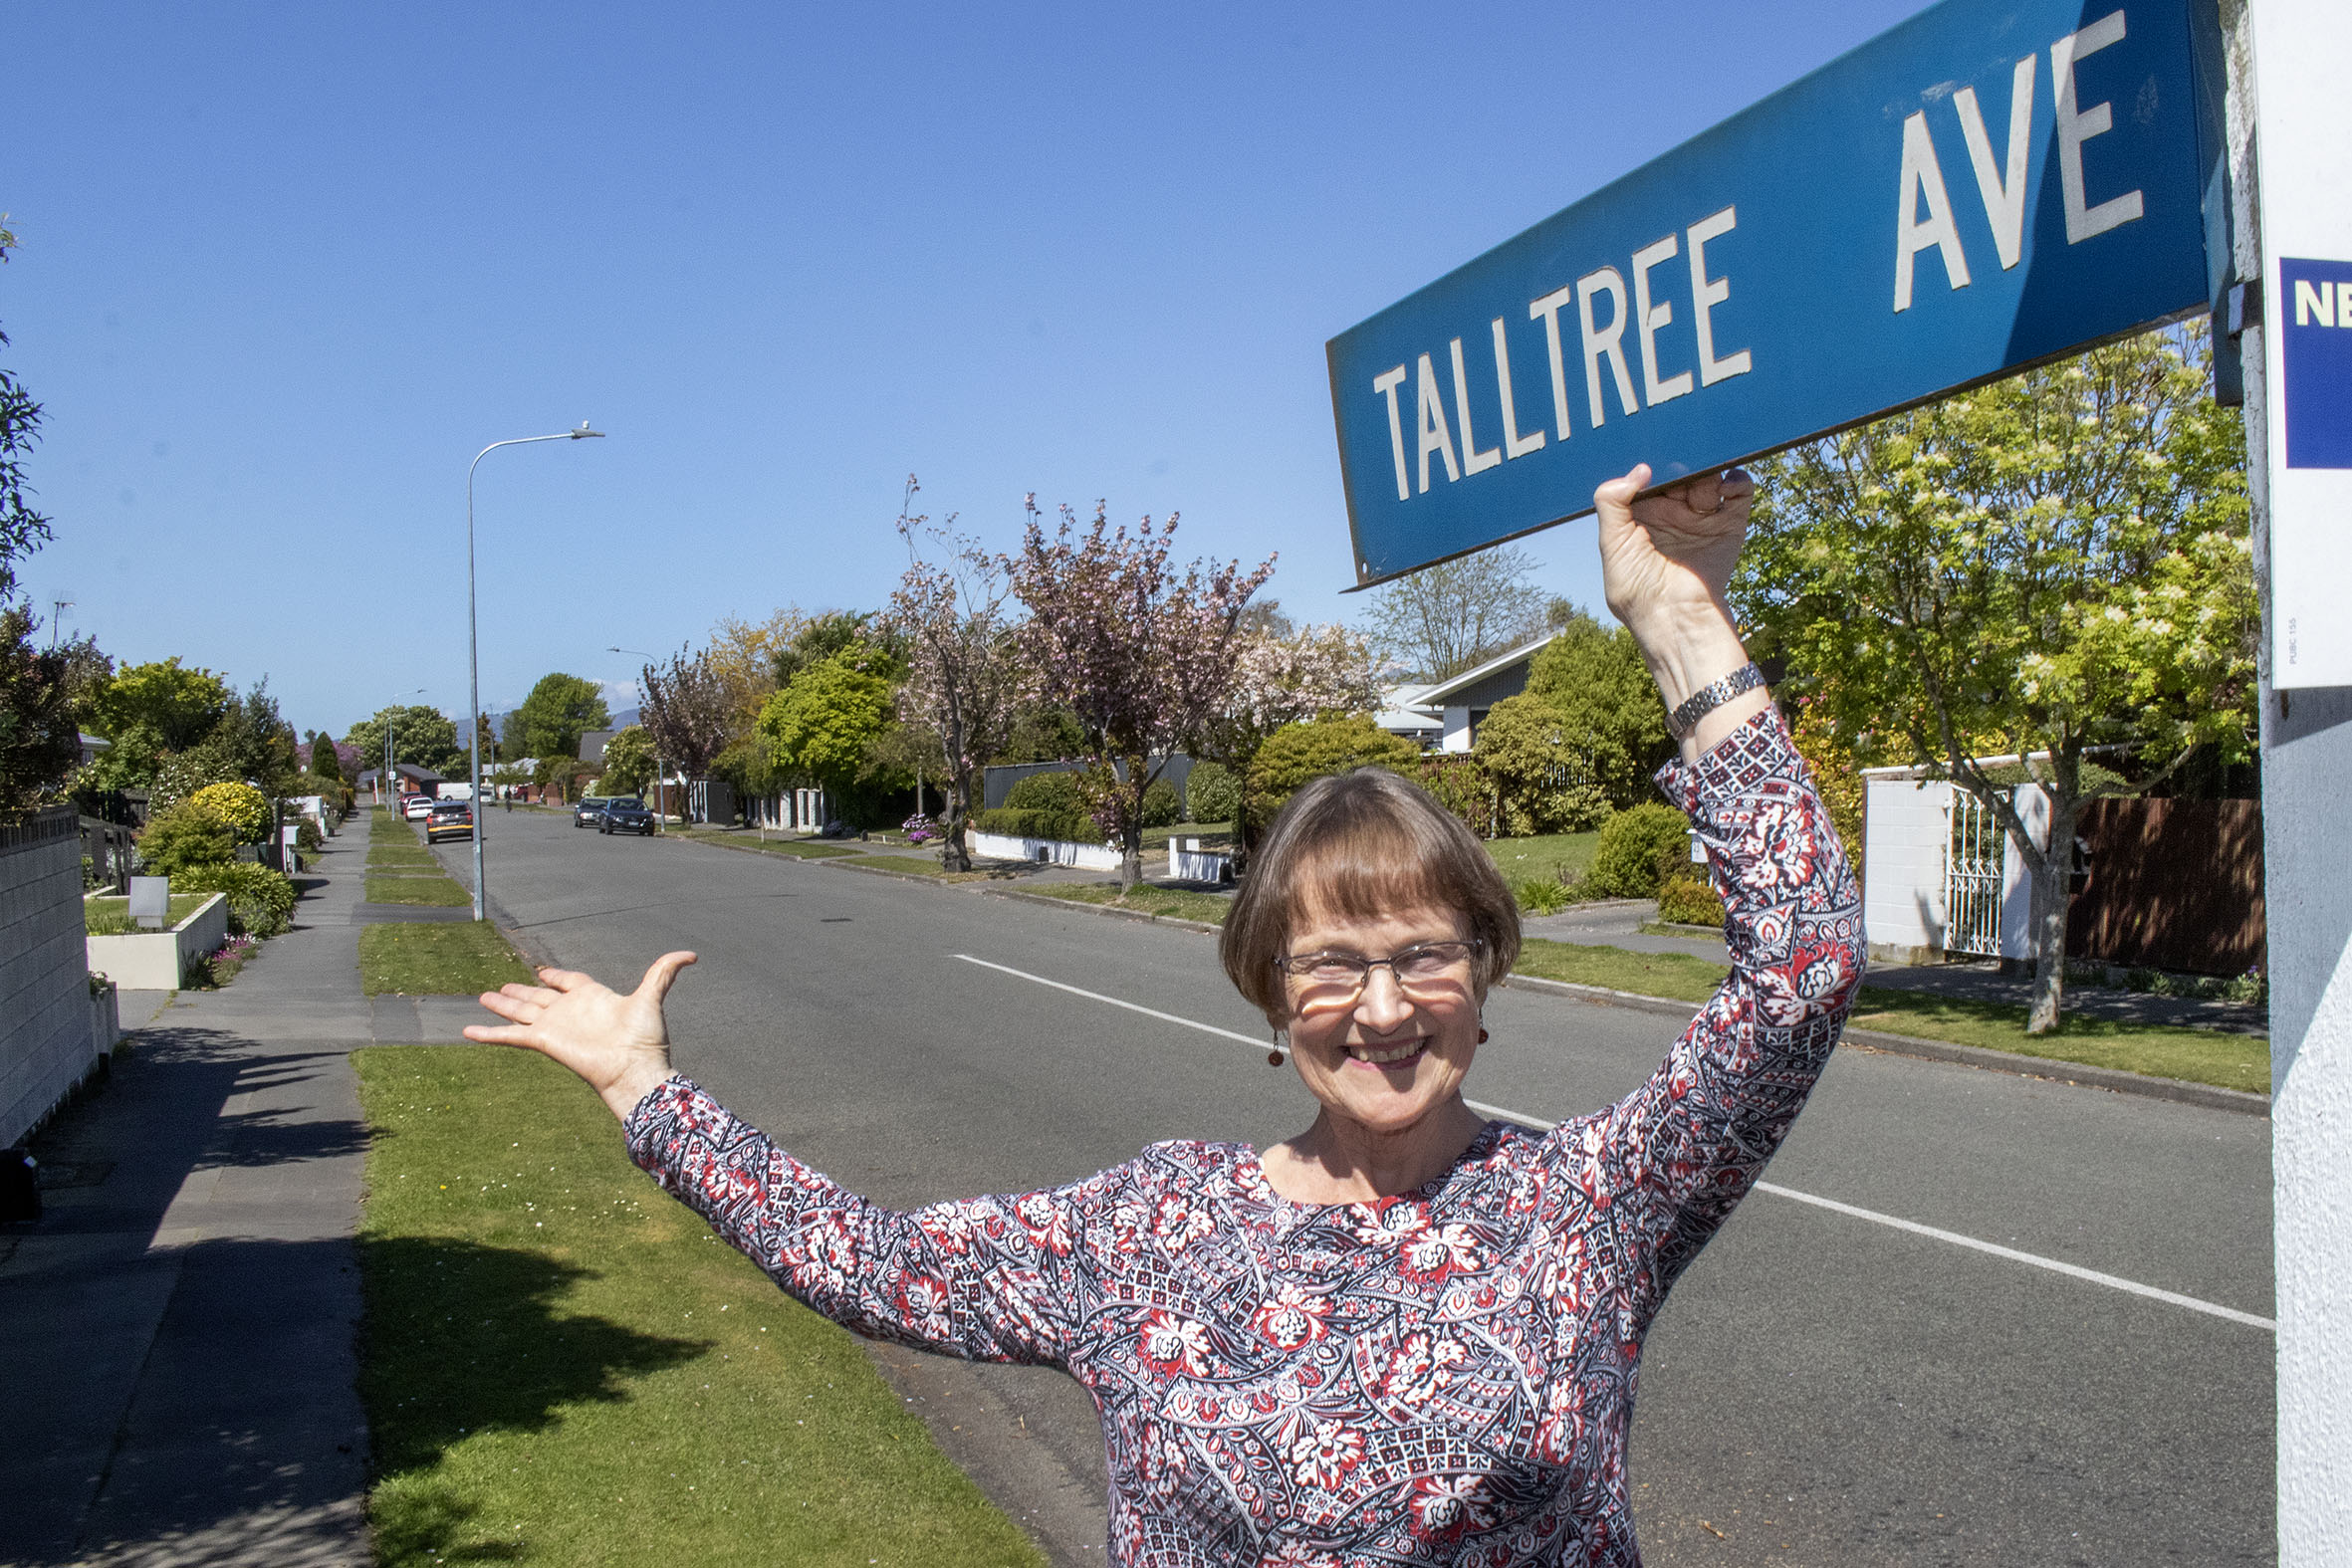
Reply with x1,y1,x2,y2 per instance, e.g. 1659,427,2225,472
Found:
2241,0,2352,1556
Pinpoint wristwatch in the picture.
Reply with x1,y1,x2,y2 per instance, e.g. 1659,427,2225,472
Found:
1666,661,1765,740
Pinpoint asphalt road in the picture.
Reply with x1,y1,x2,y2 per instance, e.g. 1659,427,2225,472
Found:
442,810,2276,1567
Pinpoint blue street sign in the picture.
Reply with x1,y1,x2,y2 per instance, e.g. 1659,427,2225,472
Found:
1327,0,2222,585
2280,258,2352,470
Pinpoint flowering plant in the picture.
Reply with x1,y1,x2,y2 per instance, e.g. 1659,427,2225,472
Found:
901,813,939,844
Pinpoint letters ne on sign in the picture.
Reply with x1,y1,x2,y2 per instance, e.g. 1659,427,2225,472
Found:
1367,6,2155,511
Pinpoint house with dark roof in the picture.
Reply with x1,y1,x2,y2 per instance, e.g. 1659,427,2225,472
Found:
1374,634,1554,754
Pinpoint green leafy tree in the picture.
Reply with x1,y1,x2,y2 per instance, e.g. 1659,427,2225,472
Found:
86,658,233,776
509,673,610,762
1733,325,2253,1032
0,603,82,816
1472,694,1613,836
596,725,657,797
757,649,895,796
187,781,270,843
0,223,53,606
1523,610,1674,808
345,705,463,777
1244,715,1421,829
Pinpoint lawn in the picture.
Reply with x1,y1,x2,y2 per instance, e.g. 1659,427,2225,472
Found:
1509,938,2269,1093
1019,881,1235,925
365,872,473,907
1140,820,1233,851
83,894,211,932
1484,831,1603,889
670,828,860,860
832,853,962,878
353,1046,1048,1568
357,921,537,996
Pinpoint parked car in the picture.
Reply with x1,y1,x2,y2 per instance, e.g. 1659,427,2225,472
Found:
597,797,655,836
402,794,437,821
574,795,612,828
425,800,475,843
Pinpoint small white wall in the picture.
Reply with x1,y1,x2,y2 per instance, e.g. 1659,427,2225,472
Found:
1997,784,2050,962
1440,706,1474,754
1862,776,1951,954
969,830,1123,872
1170,839,1232,884
85,893,230,991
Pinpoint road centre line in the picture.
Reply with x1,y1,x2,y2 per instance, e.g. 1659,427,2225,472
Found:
954,954,2275,1334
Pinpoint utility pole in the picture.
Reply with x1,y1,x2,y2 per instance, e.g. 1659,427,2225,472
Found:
2232,0,2352,1556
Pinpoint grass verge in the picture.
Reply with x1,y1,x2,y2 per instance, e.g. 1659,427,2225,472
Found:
358,921,536,996
832,853,963,878
672,829,860,859
1018,881,1235,924
365,873,472,907
353,1046,1048,1568
1510,938,2268,1093
1484,830,1603,888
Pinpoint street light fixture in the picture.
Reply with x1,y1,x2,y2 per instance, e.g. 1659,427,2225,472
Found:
467,424,605,921
607,646,663,830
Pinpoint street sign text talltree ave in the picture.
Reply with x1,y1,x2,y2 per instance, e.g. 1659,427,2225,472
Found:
1326,0,2225,587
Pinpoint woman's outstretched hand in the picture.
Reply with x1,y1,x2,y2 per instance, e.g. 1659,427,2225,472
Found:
1593,463,1766,758
464,952,698,1122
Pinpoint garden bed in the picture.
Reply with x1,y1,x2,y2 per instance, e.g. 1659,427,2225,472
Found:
84,892,230,990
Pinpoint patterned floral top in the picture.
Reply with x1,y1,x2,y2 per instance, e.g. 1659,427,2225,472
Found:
625,708,1864,1567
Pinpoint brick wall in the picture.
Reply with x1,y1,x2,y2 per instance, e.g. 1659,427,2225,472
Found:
0,805,100,1148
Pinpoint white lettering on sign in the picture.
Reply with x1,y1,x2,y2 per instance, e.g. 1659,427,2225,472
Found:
1895,110,1972,311
1632,233,1695,407
1372,202,1758,502
1954,55,2036,270
2052,10,2143,244
1577,266,1640,428
1490,317,1545,459
2292,280,2352,329
1449,336,1504,475
1372,365,1409,501
1529,285,1577,441
1686,206,1753,385
1414,352,1460,493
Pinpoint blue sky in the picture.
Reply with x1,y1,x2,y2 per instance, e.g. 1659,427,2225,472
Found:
5,0,1930,738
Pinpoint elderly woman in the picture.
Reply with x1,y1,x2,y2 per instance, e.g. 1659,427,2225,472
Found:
467,464,1863,1566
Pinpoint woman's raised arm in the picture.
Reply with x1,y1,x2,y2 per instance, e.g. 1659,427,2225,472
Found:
464,952,699,1120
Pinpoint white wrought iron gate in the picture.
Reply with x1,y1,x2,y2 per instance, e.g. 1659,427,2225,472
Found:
1944,790,2004,957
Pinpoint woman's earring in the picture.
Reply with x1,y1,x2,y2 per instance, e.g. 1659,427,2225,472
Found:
1478,1019,1490,1044
1269,1031,1288,1066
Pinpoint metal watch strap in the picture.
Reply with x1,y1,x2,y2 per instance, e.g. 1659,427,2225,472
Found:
1665,661,1765,740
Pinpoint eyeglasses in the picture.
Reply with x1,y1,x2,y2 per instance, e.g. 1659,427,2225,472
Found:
1273,940,1483,997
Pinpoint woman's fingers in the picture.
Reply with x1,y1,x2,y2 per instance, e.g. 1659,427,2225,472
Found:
462,1020,543,1048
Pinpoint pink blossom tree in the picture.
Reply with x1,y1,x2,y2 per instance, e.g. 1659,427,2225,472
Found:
1194,621,1381,866
1009,499,1275,889
638,647,735,820
887,478,1026,871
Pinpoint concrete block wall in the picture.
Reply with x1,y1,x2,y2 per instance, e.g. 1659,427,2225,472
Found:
0,807,101,1149
1862,776,1951,956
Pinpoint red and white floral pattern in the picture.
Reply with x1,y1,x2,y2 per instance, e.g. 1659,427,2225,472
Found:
627,708,1862,1566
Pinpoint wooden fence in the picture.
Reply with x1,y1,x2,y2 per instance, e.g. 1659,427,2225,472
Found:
2065,796,2264,976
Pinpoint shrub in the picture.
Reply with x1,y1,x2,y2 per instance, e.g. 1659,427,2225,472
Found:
973,805,1103,843
994,773,1098,841
295,817,325,852
188,782,271,843
1141,777,1180,828
1581,802,1692,899
1246,717,1422,827
174,861,299,938
1512,876,1574,916
1003,771,1082,814
1474,694,1614,836
1657,874,1726,927
1185,761,1242,825
136,802,238,876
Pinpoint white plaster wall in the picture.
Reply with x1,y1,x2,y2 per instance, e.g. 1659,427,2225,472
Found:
1170,844,1232,883
1997,784,2051,962
1440,707,1473,755
969,830,1122,872
0,820,100,1149
1862,777,1950,951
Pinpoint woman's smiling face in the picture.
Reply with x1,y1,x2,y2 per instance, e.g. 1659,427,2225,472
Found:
1281,899,1484,1141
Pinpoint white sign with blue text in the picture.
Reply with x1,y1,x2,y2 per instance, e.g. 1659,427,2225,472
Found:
2258,0,2352,688
1326,0,2222,586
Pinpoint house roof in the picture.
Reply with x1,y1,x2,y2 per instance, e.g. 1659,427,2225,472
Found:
1410,635,1556,705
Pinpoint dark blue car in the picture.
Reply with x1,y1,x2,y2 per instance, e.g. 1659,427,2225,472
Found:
597,796,655,836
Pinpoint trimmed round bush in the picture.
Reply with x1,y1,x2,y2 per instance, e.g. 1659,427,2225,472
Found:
1184,761,1241,825
1657,874,1726,927
1246,717,1422,827
998,772,1098,841
188,782,271,844
1141,777,1179,828
1582,802,1692,899
136,802,238,876
173,862,298,938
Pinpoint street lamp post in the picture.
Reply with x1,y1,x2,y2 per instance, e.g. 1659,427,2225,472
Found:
607,646,662,830
467,424,604,921
385,686,424,805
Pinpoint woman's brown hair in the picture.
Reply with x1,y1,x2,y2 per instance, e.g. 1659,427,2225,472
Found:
1220,766,1521,1025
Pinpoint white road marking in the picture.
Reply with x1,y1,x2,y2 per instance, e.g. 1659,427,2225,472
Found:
956,952,2276,1334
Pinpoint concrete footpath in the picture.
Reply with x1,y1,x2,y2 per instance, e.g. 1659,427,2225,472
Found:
0,814,399,1568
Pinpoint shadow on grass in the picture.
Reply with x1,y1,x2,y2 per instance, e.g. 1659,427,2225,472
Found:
357,1235,709,1563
